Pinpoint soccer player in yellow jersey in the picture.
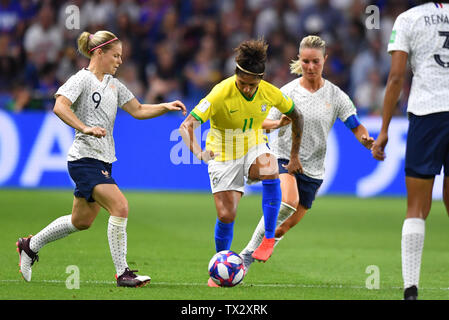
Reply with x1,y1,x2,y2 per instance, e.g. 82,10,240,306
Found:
180,39,304,286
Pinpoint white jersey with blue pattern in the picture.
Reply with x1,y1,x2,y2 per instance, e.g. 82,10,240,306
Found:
388,2,449,115
55,68,134,163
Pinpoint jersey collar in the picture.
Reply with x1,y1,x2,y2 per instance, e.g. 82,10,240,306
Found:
234,81,259,101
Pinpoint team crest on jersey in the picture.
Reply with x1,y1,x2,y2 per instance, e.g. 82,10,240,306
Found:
261,104,267,112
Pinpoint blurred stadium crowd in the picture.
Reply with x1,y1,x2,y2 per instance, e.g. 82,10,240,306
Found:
0,0,417,115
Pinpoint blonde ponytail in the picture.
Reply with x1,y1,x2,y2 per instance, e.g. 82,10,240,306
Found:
77,31,91,58
290,59,303,76
77,30,119,59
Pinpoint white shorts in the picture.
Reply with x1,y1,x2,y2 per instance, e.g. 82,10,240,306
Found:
207,143,275,194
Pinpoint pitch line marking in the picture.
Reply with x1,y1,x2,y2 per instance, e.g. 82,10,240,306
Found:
1,279,449,291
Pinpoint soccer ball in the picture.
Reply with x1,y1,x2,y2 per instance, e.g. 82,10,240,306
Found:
208,250,245,287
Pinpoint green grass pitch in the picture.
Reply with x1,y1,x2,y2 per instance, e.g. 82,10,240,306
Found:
0,189,448,300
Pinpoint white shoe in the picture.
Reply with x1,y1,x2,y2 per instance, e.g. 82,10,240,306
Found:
16,236,39,282
116,268,151,287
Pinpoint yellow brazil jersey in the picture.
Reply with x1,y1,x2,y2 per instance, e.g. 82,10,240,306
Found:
190,75,295,161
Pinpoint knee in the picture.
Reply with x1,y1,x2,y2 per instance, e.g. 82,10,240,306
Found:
217,210,235,224
71,217,93,231
259,165,279,180
255,155,279,180
74,222,92,231
112,200,129,218
406,202,431,219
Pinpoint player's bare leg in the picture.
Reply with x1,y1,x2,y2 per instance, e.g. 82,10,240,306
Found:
275,204,307,238
279,173,299,209
71,197,102,229
212,190,241,252
402,177,434,300
442,176,449,216
93,184,150,287
213,190,241,224
274,173,302,239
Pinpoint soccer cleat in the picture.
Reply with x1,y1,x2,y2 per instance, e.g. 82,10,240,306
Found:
207,277,220,287
116,268,151,288
404,285,418,300
252,236,275,262
16,236,39,282
240,249,255,273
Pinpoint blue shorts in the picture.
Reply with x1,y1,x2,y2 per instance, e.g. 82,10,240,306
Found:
278,159,323,209
405,112,449,179
67,158,117,202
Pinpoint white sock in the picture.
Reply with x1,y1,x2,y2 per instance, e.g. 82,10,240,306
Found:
401,218,425,289
244,202,296,252
29,215,79,253
108,216,129,277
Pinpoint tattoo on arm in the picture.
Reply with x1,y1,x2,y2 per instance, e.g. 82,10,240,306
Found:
289,108,303,155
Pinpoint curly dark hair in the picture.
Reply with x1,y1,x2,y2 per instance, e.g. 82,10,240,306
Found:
234,38,268,78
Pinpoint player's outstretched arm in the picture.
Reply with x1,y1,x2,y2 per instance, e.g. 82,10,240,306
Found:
122,98,187,120
372,50,408,161
262,115,292,133
179,114,216,163
284,108,304,174
351,124,374,150
53,95,106,138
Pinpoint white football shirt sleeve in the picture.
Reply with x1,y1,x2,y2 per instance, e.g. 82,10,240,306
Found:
388,13,411,54
54,73,85,103
336,89,357,122
115,79,135,108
